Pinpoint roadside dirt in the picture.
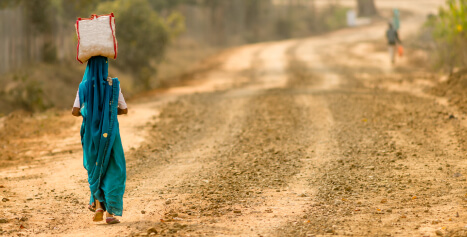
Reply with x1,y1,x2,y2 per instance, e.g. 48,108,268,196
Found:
432,68,467,114
1,0,466,236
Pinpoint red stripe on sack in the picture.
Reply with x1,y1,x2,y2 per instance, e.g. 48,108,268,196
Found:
109,13,117,59
79,13,114,21
76,20,83,64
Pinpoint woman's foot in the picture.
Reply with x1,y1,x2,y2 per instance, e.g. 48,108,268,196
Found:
88,202,96,212
92,201,104,222
105,212,120,224
93,209,104,222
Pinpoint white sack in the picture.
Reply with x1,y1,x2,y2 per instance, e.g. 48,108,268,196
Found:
76,13,117,63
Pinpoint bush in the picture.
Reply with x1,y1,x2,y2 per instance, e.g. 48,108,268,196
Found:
97,0,184,89
427,0,467,70
274,4,348,40
2,74,49,112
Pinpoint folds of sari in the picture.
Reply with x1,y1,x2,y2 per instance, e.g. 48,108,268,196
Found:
78,56,126,216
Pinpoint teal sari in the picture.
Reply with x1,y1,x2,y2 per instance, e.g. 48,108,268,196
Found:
78,56,126,216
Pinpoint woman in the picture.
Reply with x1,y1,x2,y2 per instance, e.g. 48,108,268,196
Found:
72,56,128,224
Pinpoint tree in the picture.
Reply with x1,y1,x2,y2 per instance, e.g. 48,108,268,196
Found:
148,0,197,12
98,0,184,89
1,0,58,62
357,0,377,17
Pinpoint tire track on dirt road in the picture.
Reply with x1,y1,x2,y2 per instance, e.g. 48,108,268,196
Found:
116,40,331,236
283,86,467,236
136,39,345,236
125,41,306,236
275,1,467,235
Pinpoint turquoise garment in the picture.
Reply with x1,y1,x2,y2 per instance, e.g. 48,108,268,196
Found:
78,56,126,216
393,9,400,30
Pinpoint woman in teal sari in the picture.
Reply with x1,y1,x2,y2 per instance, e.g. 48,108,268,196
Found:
72,56,127,224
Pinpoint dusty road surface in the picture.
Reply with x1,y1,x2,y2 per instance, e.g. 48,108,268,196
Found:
1,0,467,236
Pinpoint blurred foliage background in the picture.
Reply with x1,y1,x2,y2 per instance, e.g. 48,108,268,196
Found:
423,0,467,111
0,0,350,114
425,0,467,71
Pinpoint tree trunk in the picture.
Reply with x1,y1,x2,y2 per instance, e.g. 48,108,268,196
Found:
357,0,377,17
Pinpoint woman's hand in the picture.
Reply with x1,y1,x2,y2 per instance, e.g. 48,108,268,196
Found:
117,108,128,115
72,107,81,117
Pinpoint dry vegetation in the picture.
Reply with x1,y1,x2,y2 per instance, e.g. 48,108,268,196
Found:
0,0,349,115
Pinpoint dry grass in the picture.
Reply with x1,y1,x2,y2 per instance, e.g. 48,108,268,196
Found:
0,37,220,114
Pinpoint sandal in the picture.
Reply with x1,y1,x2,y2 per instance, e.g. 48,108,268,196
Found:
88,203,96,212
93,208,104,222
106,216,120,224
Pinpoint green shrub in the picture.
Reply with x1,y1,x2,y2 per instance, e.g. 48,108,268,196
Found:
97,0,185,89
427,0,467,70
3,74,49,112
322,5,348,32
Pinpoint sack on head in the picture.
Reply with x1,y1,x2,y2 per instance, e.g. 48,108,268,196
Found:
76,13,118,63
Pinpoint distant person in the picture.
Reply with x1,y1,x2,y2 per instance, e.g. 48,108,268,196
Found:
72,56,128,224
386,22,402,64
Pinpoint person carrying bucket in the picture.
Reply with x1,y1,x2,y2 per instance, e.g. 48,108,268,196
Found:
386,22,402,64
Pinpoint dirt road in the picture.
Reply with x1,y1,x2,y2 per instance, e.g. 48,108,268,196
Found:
1,0,466,236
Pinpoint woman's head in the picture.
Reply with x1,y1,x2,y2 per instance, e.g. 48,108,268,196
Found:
86,56,109,81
